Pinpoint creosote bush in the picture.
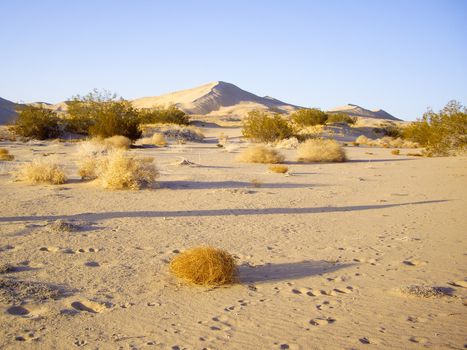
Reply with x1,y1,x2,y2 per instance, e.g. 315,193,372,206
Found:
139,105,189,125
297,139,346,162
242,110,294,142
269,164,289,173
13,106,61,140
291,108,328,126
16,158,67,184
0,148,14,161
326,113,357,125
236,145,285,164
169,246,237,286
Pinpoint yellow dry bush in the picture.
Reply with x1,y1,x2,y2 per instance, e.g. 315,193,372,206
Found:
103,135,131,149
97,151,158,190
355,135,372,145
16,158,66,184
391,149,400,155
169,247,237,286
236,145,285,164
78,157,100,179
297,139,346,162
0,148,14,161
269,164,289,173
151,133,167,146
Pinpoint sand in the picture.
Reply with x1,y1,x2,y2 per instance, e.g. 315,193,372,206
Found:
0,124,466,349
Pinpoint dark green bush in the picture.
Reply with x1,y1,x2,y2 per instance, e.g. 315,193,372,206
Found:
242,110,294,142
403,100,467,156
13,106,61,139
139,105,189,125
65,90,142,140
326,113,357,125
291,108,328,126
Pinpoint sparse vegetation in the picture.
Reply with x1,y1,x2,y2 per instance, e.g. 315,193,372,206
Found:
297,139,346,162
291,108,328,126
151,133,167,146
403,100,467,156
16,158,67,184
391,149,400,155
143,124,204,142
236,145,285,164
0,148,14,161
103,135,131,149
139,105,189,125
355,135,418,148
269,164,289,173
242,110,294,142
169,246,237,286
13,105,61,140
326,113,357,125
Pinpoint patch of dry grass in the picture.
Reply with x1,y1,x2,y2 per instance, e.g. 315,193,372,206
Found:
269,164,289,173
236,145,285,164
391,149,400,155
355,135,418,148
103,135,131,149
297,139,346,162
15,158,67,185
169,247,237,286
0,148,14,161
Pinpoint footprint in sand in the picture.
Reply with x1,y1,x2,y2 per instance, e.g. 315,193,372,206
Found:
71,300,109,313
6,306,30,316
402,259,427,267
409,336,430,345
309,317,336,326
39,246,60,253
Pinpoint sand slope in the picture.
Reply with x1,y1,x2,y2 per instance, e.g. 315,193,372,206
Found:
328,104,401,121
0,97,22,125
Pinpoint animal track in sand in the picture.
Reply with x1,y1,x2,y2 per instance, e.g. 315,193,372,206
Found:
71,300,109,313
309,317,336,326
402,259,427,267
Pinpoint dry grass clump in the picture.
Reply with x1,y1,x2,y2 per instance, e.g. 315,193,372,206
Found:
151,133,167,146
297,139,346,162
143,124,204,142
0,148,14,161
76,141,109,180
391,149,400,155
97,151,158,190
269,164,289,173
355,135,418,148
15,159,67,185
103,135,131,149
169,247,237,286
236,145,285,164
275,137,299,149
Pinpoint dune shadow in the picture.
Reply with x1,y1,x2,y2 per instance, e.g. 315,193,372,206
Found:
0,200,448,223
239,260,353,284
160,180,318,190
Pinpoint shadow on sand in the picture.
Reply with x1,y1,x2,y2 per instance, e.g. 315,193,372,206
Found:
238,260,353,284
0,200,448,223
159,180,319,190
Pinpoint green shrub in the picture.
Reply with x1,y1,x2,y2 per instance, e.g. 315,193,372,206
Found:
403,100,467,156
326,113,357,125
65,90,142,140
139,105,189,125
291,108,328,126
242,110,294,142
13,106,61,139
375,122,403,138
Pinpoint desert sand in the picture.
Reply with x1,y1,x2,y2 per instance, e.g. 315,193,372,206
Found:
0,124,466,350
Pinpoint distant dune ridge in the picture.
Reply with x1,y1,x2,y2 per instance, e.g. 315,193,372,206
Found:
0,81,401,124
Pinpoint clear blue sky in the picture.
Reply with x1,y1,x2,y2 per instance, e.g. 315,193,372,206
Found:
1,0,466,120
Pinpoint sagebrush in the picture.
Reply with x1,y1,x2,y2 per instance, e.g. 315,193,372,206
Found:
242,110,294,142
236,145,285,164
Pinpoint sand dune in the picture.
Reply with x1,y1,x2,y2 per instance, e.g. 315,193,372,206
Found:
0,97,21,125
329,104,401,121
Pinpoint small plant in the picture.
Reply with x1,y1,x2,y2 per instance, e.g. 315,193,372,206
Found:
269,164,289,173
169,246,237,286
326,113,357,125
291,108,328,126
0,148,14,161
242,110,294,142
391,149,400,155
236,145,285,164
97,151,158,190
13,105,61,140
151,133,167,146
16,158,67,184
103,135,131,149
297,139,346,162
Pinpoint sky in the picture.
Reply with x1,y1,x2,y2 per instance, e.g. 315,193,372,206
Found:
0,0,466,120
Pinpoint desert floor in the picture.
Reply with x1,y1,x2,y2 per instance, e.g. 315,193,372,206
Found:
0,125,466,350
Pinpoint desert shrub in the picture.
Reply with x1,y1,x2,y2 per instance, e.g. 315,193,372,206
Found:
170,246,237,286
103,135,131,149
151,133,167,146
391,149,400,155
97,151,158,190
297,139,346,162
145,124,204,142
291,108,328,126
326,113,357,125
236,145,285,164
139,105,189,125
76,141,108,179
16,158,67,184
13,106,61,140
355,135,372,145
378,123,403,138
403,100,467,156
223,143,240,153
0,148,14,161
242,110,294,142
269,164,289,173
66,90,142,140
275,137,299,149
